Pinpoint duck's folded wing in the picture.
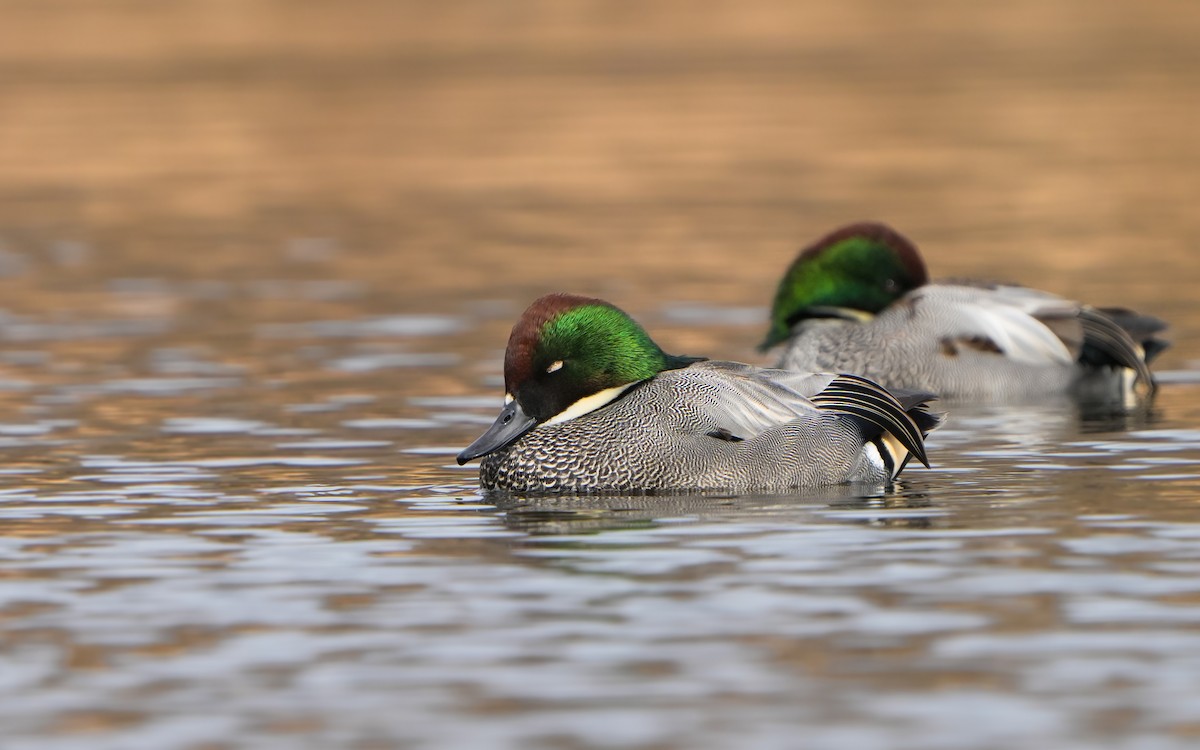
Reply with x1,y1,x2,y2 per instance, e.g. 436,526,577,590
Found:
676,361,835,438
907,285,1077,366
807,373,935,469
680,363,936,471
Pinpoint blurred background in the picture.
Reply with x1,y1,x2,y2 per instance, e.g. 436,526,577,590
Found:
0,0,1196,354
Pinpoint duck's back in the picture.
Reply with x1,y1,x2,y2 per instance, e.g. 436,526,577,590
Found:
775,283,1158,401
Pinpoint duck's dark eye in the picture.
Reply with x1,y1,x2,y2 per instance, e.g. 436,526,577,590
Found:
883,279,898,292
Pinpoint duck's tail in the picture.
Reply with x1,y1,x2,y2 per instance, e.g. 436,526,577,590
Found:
810,374,944,480
1078,307,1169,396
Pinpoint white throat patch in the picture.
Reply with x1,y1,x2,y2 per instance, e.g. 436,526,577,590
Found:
544,383,636,426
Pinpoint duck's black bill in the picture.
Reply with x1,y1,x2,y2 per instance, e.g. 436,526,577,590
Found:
456,401,537,464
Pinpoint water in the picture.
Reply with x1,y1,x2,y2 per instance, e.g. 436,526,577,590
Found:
2,1,1200,748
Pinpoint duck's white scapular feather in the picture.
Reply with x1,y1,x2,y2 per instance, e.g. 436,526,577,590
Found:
911,285,1075,366
679,364,839,438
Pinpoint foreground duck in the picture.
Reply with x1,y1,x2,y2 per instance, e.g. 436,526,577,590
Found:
458,293,942,494
761,222,1168,402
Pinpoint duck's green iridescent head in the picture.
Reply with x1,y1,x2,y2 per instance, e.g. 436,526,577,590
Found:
760,222,929,351
458,293,704,464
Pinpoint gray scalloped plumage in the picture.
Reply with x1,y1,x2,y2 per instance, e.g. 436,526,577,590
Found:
479,361,942,494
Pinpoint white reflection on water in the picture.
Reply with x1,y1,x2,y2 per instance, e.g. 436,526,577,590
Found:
258,315,466,339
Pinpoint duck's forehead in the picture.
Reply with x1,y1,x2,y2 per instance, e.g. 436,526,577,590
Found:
503,320,541,390
503,293,607,389
801,222,928,283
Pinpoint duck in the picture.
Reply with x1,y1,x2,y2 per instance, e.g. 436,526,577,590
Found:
457,293,943,494
760,222,1168,403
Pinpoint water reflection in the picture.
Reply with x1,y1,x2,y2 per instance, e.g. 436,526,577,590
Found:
0,309,1197,749
4,378,1200,748
491,484,947,535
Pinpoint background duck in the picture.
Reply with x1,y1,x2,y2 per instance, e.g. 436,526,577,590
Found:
761,222,1169,403
459,293,942,494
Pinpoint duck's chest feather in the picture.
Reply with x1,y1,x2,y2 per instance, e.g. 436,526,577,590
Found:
479,375,733,493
